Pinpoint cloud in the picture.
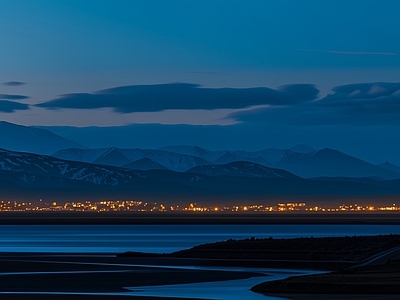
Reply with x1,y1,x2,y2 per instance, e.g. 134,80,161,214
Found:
229,82,400,126
278,84,319,101
0,100,30,113
313,83,400,124
187,71,219,75
317,82,400,105
36,83,318,113
2,81,26,86
299,49,399,56
0,94,30,100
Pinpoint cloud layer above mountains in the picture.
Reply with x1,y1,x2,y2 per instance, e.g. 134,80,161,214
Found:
0,93,30,113
0,100,29,113
34,82,400,126
231,82,400,126
36,83,319,113
0,94,29,100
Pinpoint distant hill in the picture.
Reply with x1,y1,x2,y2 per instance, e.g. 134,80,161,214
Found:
289,144,315,153
0,121,85,155
275,148,400,180
93,147,131,167
160,145,400,180
0,148,138,186
123,158,167,171
378,161,400,175
159,145,285,166
187,161,298,178
53,147,211,172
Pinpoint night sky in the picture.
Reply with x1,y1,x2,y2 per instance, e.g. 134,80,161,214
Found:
1,0,400,164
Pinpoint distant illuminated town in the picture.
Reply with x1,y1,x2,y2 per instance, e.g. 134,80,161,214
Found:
0,199,398,212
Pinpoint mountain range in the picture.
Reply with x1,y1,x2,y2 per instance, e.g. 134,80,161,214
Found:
1,147,400,204
52,145,400,180
2,121,398,180
1,121,400,204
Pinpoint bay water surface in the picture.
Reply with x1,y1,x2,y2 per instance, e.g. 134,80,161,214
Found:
2,224,399,253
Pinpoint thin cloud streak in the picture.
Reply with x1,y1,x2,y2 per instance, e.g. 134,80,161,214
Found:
299,49,399,56
2,81,26,86
0,94,30,100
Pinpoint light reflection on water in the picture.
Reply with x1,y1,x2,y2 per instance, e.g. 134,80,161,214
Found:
128,277,276,300
126,267,322,300
1,224,400,253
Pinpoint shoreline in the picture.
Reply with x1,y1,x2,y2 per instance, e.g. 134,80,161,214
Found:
2,211,400,225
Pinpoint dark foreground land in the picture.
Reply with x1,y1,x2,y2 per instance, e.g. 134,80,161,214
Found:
252,260,400,298
2,235,400,299
121,234,400,270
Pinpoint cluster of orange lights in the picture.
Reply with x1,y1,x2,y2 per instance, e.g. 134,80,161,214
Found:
0,200,398,213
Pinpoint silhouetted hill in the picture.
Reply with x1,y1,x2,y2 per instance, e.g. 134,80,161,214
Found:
188,161,298,178
0,121,85,155
169,234,400,261
276,148,400,180
123,158,167,171
53,147,211,171
93,147,131,166
161,146,400,180
159,145,283,166
289,144,315,153
378,161,400,175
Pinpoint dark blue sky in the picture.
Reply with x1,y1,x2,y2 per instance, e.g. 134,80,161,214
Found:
1,1,400,164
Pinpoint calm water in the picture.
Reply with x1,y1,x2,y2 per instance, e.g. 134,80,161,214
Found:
1,224,399,253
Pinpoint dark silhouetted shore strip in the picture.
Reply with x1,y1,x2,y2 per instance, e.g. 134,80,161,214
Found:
160,234,400,297
121,234,400,297
120,234,400,270
251,260,400,296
